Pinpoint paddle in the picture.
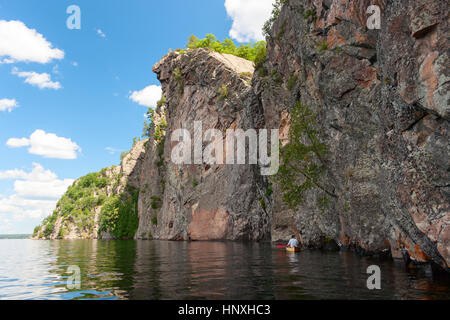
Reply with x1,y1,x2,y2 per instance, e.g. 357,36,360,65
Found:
277,245,287,248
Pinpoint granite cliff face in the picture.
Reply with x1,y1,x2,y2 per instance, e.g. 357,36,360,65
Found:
33,140,146,240
136,50,271,241
34,0,448,271
255,0,448,269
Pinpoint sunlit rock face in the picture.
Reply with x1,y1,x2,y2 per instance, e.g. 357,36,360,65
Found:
36,0,448,272
136,49,271,241
256,0,448,270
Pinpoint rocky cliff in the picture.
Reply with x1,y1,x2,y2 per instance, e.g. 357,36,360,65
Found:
136,50,271,241
256,0,448,270
33,140,146,240
34,0,448,272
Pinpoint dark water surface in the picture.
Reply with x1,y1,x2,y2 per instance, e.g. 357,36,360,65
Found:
0,239,448,300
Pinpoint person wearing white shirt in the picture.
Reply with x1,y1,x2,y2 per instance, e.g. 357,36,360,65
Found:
287,235,299,248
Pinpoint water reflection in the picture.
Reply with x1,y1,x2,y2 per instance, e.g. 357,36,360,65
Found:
0,240,448,300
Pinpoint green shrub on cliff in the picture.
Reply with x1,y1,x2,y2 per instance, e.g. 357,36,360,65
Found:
287,73,298,91
42,212,58,237
79,196,96,211
99,189,139,239
262,0,289,37
275,102,336,209
37,170,116,238
186,34,266,64
173,67,184,94
150,196,162,209
317,41,328,53
33,225,41,237
218,84,228,100
303,9,316,20
157,95,166,108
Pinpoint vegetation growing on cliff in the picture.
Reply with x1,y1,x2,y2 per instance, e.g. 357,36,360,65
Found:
34,171,112,239
142,103,168,141
276,102,336,210
173,67,184,94
218,84,228,100
34,165,142,240
287,73,298,91
185,34,266,64
98,187,139,239
263,0,289,37
303,9,316,21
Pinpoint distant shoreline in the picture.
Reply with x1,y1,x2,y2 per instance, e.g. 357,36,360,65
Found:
0,234,31,239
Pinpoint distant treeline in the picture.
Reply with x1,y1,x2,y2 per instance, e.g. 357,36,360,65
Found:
0,234,31,239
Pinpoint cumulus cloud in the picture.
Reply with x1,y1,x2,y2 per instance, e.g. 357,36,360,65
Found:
0,20,64,64
0,195,57,220
96,29,106,38
11,67,61,90
0,163,74,220
14,179,73,200
129,85,162,108
0,98,18,112
224,0,275,42
0,163,57,181
0,168,30,180
6,130,81,159
5,137,29,148
0,216,14,233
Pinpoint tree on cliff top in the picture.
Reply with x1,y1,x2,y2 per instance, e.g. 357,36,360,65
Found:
185,34,266,64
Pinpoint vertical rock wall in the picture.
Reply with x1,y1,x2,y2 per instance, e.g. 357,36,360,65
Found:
136,49,271,241
256,0,448,269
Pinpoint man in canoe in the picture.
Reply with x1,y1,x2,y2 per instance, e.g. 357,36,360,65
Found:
287,235,299,248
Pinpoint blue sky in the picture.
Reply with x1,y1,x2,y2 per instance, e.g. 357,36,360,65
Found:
0,0,274,233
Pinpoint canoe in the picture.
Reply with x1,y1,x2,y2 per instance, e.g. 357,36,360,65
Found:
286,247,301,252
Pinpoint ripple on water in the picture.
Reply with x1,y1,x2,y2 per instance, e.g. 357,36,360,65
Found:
0,239,449,300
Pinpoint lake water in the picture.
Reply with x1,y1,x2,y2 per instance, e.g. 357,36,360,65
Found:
0,239,448,300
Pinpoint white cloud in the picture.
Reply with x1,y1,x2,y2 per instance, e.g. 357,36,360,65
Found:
6,130,81,159
105,147,121,155
0,163,57,181
6,198,56,220
0,20,64,64
0,98,18,112
129,85,162,108
6,137,29,148
15,179,74,199
0,163,74,221
12,67,61,90
0,168,29,180
224,0,275,42
0,216,14,233
0,58,14,64
0,195,59,221
96,29,106,38
71,61,78,67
